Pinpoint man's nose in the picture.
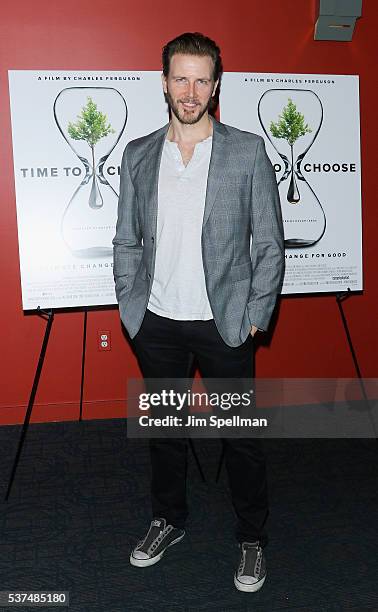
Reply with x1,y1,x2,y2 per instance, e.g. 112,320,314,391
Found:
186,81,197,99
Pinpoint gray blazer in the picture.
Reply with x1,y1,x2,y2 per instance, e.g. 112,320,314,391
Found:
113,117,285,347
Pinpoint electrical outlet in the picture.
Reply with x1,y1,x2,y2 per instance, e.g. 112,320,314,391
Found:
98,330,111,351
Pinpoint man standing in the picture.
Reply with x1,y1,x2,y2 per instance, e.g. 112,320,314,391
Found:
113,32,284,592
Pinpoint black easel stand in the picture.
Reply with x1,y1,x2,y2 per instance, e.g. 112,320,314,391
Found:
5,305,205,500
79,308,88,422
215,288,376,483
336,289,366,382
5,307,54,501
336,289,376,441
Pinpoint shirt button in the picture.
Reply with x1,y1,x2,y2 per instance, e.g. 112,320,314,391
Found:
148,273,151,279
151,236,154,243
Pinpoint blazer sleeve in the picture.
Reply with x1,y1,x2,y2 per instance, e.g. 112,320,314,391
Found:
112,143,143,303
247,137,285,331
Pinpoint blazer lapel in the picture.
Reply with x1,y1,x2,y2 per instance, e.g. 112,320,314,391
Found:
202,118,231,227
144,123,169,230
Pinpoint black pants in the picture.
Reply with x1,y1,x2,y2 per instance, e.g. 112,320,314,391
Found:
131,308,269,547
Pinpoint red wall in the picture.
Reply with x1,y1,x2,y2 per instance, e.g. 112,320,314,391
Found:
0,1,376,424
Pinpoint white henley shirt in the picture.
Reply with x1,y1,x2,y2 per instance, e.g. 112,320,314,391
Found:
147,135,214,320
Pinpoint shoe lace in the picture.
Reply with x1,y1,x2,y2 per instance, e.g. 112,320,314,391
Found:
148,524,174,553
135,521,168,552
239,542,263,578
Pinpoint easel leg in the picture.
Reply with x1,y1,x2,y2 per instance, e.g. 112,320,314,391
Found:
79,308,88,422
5,308,54,501
336,290,377,442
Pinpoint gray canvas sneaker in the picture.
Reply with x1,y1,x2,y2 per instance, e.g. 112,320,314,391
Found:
234,541,267,592
130,518,185,567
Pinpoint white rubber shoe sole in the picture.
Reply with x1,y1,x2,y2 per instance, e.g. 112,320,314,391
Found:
234,572,266,592
130,530,185,568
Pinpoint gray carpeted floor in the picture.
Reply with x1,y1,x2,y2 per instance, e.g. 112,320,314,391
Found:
0,420,377,611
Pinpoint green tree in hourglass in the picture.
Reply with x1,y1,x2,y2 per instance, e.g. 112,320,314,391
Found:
270,98,312,204
68,97,115,209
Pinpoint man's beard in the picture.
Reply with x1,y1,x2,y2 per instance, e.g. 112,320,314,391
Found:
165,87,212,125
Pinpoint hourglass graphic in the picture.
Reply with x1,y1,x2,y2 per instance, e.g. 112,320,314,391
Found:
54,87,127,257
258,89,325,248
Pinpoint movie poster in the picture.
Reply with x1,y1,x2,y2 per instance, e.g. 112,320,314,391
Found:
220,73,362,294
9,71,168,309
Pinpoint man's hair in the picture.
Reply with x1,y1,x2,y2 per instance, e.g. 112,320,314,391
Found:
162,32,223,82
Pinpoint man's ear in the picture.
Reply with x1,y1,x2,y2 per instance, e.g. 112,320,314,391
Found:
212,79,219,97
161,72,168,94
